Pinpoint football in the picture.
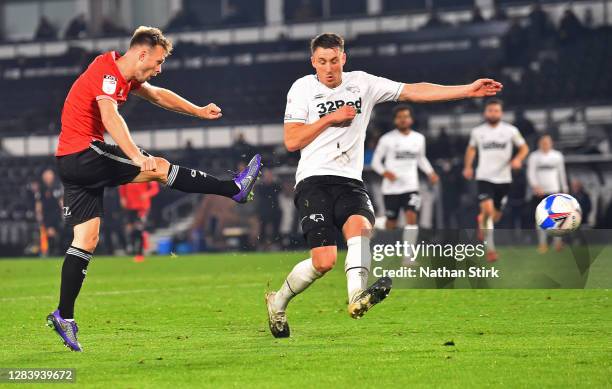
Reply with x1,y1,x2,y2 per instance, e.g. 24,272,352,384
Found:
535,194,582,236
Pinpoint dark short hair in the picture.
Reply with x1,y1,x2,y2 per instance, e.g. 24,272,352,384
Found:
392,104,413,119
485,98,503,108
310,33,344,53
130,26,173,54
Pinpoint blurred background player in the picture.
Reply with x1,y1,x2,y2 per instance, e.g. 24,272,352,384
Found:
35,169,64,257
371,105,438,262
527,134,568,252
266,32,503,338
463,99,529,262
47,26,262,352
119,181,159,262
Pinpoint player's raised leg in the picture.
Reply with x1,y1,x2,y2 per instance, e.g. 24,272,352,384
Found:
132,153,262,203
343,215,392,319
47,217,100,352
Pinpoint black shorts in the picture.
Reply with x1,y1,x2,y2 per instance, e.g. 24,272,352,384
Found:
477,180,510,210
56,140,147,226
383,192,421,220
295,175,375,248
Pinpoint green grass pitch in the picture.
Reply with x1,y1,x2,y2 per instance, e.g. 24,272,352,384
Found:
0,250,610,388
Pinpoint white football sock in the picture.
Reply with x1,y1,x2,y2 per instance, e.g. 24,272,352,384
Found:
402,224,419,261
485,216,496,251
273,258,321,312
345,236,372,301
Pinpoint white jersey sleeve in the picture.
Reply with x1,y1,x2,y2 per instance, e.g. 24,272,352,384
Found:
363,72,404,105
468,129,478,148
417,137,434,176
371,136,388,176
284,79,309,123
511,126,526,147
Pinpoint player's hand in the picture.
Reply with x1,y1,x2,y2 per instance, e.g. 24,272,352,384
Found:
383,171,397,181
533,186,545,197
463,167,474,180
510,158,522,170
467,78,503,98
196,103,222,120
135,155,157,172
429,172,440,185
327,105,356,126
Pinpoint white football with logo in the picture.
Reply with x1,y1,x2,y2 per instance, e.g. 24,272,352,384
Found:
535,194,582,236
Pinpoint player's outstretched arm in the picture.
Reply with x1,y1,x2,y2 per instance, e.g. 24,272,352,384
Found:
400,79,502,103
98,99,156,171
511,143,529,170
463,145,477,180
132,82,222,120
284,106,356,151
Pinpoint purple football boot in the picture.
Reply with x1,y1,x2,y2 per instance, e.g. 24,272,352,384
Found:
232,154,263,203
46,310,82,352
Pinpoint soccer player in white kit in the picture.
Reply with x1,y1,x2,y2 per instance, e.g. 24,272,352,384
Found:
371,105,439,260
527,134,568,252
265,33,503,338
463,99,529,262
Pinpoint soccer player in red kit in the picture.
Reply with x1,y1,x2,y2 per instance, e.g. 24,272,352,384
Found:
47,26,262,351
119,181,159,262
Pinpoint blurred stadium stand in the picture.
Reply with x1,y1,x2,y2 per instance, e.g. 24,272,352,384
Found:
1,0,611,256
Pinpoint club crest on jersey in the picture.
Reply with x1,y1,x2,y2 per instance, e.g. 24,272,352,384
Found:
102,74,117,95
317,97,362,118
309,213,325,222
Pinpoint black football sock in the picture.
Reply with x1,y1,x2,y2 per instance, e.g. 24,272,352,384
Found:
166,164,239,197
132,228,144,256
57,246,92,319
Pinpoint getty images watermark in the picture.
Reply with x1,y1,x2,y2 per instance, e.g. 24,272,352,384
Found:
364,228,611,289
371,240,500,279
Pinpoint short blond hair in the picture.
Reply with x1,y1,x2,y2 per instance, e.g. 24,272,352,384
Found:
130,26,173,54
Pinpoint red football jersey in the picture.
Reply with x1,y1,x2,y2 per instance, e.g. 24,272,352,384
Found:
119,182,160,212
56,51,142,156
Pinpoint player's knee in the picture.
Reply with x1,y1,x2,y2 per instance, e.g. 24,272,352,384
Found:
343,215,373,239
75,231,98,252
311,247,337,273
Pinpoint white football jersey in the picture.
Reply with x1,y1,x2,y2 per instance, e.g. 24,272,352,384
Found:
371,129,433,194
468,121,526,184
527,149,568,194
284,71,403,184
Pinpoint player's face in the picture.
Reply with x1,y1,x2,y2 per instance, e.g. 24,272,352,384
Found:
539,135,553,152
311,47,346,88
394,110,413,131
484,103,503,124
136,45,168,83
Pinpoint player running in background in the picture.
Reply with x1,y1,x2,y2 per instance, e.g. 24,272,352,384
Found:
119,181,160,262
463,99,529,262
265,32,503,338
527,134,568,253
47,26,262,352
371,105,438,262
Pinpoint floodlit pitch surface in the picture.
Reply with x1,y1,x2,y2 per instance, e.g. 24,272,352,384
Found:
1,250,610,387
